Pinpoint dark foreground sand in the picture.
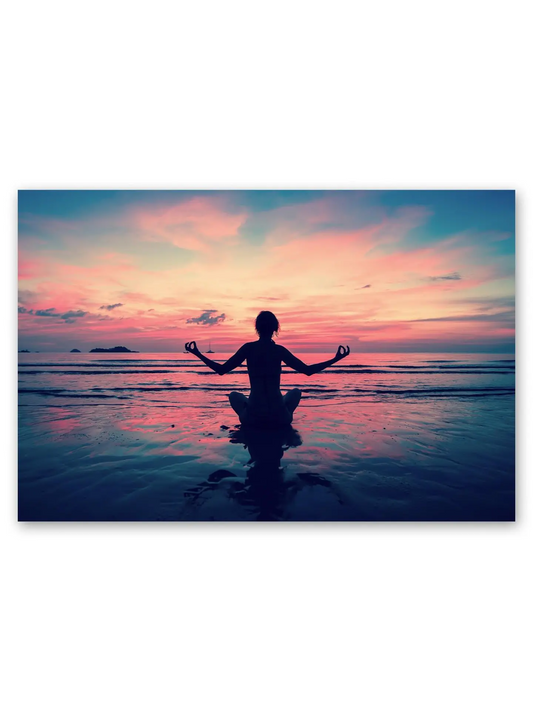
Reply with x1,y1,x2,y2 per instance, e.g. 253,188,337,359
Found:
18,395,515,521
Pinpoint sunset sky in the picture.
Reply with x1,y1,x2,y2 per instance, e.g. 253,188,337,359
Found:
18,190,515,353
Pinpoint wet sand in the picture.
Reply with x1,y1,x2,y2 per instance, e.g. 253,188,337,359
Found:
18,396,515,521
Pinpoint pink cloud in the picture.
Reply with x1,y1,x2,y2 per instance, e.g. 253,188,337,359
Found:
131,196,247,251
18,257,47,280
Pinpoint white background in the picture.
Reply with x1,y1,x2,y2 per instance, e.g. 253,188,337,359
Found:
2,2,531,710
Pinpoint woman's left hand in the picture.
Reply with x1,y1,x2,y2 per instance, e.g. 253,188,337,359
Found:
335,345,350,361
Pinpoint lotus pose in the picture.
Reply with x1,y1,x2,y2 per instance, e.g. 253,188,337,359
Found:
185,310,350,427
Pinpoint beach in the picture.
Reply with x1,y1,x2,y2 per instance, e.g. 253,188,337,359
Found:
18,352,515,521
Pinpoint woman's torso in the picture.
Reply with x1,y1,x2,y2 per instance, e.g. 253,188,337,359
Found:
245,340,286,416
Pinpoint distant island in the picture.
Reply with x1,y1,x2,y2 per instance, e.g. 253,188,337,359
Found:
19,349,30,353
89,346,139,353
70,349,81,353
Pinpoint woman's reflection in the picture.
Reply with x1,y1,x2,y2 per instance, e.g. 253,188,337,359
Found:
184,425,339,520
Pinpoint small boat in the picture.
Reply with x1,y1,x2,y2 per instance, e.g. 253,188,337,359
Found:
207,341,214,354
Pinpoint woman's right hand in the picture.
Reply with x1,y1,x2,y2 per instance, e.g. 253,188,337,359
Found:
185,341,200,357
335,345,350,361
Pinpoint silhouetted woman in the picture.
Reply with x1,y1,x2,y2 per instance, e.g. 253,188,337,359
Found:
185,310,350,427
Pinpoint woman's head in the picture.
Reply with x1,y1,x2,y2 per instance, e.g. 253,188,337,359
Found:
255,310,280,339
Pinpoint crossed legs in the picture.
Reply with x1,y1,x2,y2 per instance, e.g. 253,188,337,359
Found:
229,388,302,425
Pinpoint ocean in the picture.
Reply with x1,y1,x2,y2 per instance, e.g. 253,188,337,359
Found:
18,352,515,521
18,351,515,406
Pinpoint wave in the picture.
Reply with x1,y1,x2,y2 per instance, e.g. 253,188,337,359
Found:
433,364,514,370
19,369,185,375
19,385,515,399
19,361,515,370
18,386,248,396
424,359,514,364
95,358,192,362
378,387,515,395
423,359,460,362
18,391,130,399
19,367,515,377
18,361,195,367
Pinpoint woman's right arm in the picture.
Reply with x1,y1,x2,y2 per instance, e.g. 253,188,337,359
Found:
280,346,350,376
185,341,247,375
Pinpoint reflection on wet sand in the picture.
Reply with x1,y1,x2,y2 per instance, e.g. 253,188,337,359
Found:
184,425,342,521
18,391,516,521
